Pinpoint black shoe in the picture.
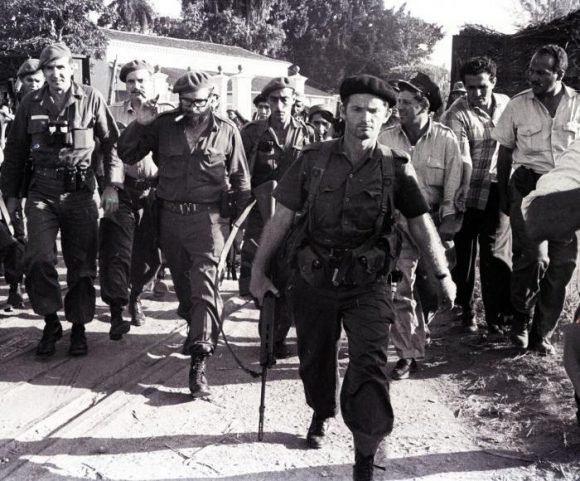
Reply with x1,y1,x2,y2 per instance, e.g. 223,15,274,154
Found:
129,296,146,327
391,358,418,380
273,340,292,359
306,414,330,449
353,451,380,481
189,356,210,398
528,337,555,356
7,283,24,308
36,316,63,357
462,314,478,333
109,306,131,341
510,313,531,349
68,324,88,356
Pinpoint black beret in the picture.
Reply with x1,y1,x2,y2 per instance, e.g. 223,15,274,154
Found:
17,59,41,79
308,104,334,123
261,77,294,98
173,70,212,94
119,60,153,83
39,43,72,69
339,74,397,107
398,72,443,113
253,93,268,106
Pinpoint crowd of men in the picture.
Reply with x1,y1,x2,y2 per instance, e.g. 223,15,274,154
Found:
1,40,580,481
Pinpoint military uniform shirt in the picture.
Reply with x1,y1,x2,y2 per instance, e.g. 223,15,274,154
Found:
379,120,462,218
118,111,250,204
1,82,124,197
274,138,429,249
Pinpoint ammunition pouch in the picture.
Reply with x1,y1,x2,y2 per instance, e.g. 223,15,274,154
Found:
33,166,95,193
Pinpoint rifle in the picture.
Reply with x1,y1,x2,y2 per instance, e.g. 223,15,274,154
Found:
258,291,277,441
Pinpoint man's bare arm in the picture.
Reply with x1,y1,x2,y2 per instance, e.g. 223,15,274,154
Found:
250,204,296,304
407,213,456,309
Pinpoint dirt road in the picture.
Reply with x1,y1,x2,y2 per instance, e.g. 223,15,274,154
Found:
0,277,578,481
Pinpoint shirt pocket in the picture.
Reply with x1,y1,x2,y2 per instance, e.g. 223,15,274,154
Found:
314,175,345,228
197,150,226,186
519,123,545,154
560,120,580,148
71,128,95,149
27,116,49,149
425,156,445,186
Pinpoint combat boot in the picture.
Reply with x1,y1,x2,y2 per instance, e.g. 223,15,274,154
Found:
353,450,378,481
306,413,330,449
69,324,88,356
128,294,146,327
7,283,24,308
189,355,210,398
36,313,63,357
109,303,131,341
510,312,531,349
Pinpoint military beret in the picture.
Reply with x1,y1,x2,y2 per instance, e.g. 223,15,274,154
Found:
17,59,41,79
261,77,294,98
173,70,212,94
119,60,153,83
308,104,334,123
398,72,443,113
39,43,72,69
339,75,397,107
253,93,267,106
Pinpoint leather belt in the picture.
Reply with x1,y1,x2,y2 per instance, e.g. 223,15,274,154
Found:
124,175,156,191
159,199,218,215
34,166,91,179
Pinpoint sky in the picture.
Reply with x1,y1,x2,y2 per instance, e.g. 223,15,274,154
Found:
150,0,520,67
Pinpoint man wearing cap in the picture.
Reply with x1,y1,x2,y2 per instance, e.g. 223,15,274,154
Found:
292,92,308,122
118,70,250,398
16,59,45,104
250,74,455,480
308,104,334,142
443,56,513,334
98,60,167,340
252,93,270,121
494,45,580,355
445,81,467,110
379,72,463,380
239,76,312,358
1,42,124,357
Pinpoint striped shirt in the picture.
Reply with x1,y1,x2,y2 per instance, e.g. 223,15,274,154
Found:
443,93,510,210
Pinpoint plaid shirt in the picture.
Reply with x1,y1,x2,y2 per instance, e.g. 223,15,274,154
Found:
442,93,510,210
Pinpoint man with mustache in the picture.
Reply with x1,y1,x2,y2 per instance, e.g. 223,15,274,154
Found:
239,78,311,359
494,44,580,355
118,71,250,398
1,42,124,357
100,60,165,340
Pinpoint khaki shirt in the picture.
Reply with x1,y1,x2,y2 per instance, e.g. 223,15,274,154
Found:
118,110,250,204
379,120,462,219
1,82,123,198
492,85,580,174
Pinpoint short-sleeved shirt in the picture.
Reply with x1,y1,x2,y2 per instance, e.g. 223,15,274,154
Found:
118,110,250,204
274,138,429,249
378,120,462,218
492,85,580,174
442,93,510,210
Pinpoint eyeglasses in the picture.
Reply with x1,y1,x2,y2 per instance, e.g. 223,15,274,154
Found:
179,97,210,108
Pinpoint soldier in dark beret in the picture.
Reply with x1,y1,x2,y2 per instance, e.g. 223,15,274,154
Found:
307,104,334,142
16,59,44,101
250,74,456,480
1,42,124,357
252,93,270,121
118,70,251,398
100,60,169,340
239,76,312,358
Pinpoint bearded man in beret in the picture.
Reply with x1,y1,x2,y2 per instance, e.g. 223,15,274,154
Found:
250,74,456,480
1,42,124,357
118,70,251,398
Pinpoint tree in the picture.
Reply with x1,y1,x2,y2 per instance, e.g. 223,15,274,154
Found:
0,0,108,58
514,0,580,28
100,0,156,33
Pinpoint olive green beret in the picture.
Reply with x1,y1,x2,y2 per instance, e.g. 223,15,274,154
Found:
119,60,153,83
339,74,397,107
39,43,72,69
17,59,41,79
253,93,268,106
261,77,294,98
173,71,212,94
